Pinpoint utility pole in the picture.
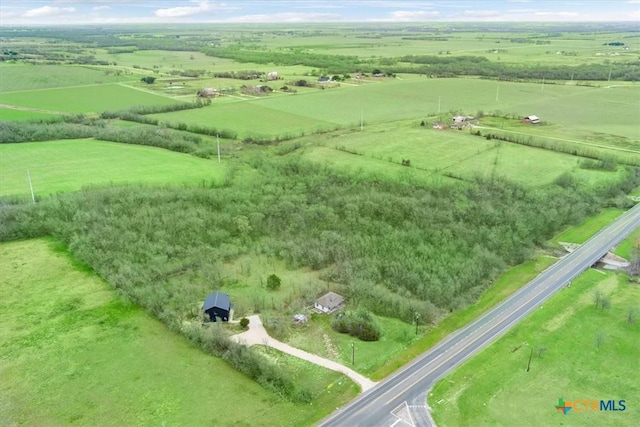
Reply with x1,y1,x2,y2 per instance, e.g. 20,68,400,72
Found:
526,347,533,372
351,342,355,365
541,76,545,92
495,83,500,102
216,134,221,163
27,170,35,204
360,109,364,131
415,312,420,335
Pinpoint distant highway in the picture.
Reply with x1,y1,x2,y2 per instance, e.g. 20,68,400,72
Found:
320,203,640,427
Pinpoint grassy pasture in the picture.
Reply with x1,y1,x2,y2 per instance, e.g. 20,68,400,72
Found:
94,49,314,76
258,28,635,66
0,139,226,198
0,238,357,426
0,83,178,114
151,100,337,139
300,121,620,186
0,64,135,93
0,108,59,121
430,268,640,427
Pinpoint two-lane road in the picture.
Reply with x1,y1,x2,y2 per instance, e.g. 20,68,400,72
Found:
320,203,640,427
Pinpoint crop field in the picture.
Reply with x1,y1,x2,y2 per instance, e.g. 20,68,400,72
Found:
430,267,639,427
0,83,178,114
0,139,226,198
0,238,357,426
0,64,136,93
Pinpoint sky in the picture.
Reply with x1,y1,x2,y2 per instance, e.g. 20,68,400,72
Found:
0,1,639,26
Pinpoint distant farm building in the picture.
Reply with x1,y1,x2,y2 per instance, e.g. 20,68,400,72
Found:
314,292,345,314
203,291,232,322
522,115,541,124
266,71,279,80
452,115,467,129
317,76,331,84
197,87,218,98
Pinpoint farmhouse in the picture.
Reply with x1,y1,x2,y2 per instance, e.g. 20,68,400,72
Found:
202,291,232,322
522,115,541,124
452,115,468,129
314,292,344,314
266,71,279,80
317,76,331,84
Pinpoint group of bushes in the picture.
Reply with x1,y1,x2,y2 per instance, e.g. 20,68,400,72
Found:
331,308,381,341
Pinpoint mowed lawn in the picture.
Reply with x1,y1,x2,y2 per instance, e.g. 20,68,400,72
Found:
0,139,226,198
0,83,178,114
0,64,136,93
0,239,357,426
430,268,640,427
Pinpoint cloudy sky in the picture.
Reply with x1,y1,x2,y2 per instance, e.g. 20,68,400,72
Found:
1,1,639,26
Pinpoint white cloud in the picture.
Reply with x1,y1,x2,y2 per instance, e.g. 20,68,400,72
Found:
229,12,342,23
93,5,111,11
463,9,501,18
155,1,213,18
389,10,440,21
23,6,75,18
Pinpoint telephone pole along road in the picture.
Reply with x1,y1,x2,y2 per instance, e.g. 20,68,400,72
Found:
320,203,640,427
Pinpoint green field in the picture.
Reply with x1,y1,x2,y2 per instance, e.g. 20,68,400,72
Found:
0,139,226,198
0,238,357,426
299,120,623,186
0,108,59,121
0,83,178,114
0,64,136,93
147,77,640,143
430,268,639,427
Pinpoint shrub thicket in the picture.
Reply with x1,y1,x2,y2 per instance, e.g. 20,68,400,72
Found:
331,308,381,341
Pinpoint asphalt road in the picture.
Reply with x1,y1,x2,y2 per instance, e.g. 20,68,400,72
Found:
319,203,640,427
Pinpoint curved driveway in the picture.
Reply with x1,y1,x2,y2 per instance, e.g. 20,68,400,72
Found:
231,315,376,392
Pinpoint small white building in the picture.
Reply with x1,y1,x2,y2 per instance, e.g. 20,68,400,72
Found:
314,292,344,314
523,115,541,124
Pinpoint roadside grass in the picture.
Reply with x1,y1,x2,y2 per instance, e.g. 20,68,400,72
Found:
554,208,625,244
0,83,178,114
429,268,639,427
0,239,358,426
614,227,640,259
0,108,59,121
370,255,557,380
0,139,226,198
0,64,136,93
254,346,359,406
